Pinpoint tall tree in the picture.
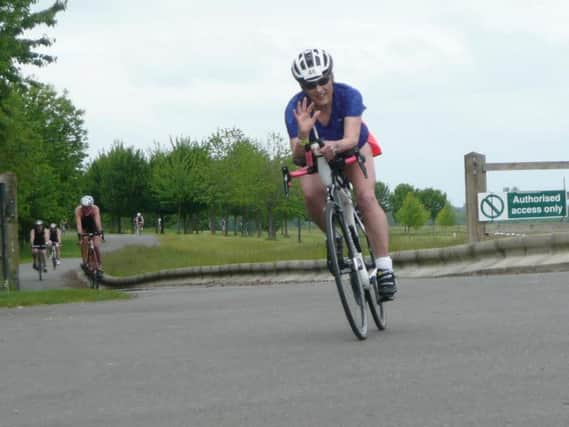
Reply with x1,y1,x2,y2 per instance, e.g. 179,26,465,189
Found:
395,192,430,231
0,0,67,91
417,187,447,224
150,138,209,233
1,83,87,232
257,133,289,240
84,142,150,232
435,202,457,226
391,183,416,217
374,181,392,212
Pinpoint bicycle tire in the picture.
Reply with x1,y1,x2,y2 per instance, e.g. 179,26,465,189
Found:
51,248,57,270
325,201,367,340
38,254,43,281
87,249,98,289
353,213,386,330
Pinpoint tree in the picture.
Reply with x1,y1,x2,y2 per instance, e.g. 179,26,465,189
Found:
395,193,430,231
257,133,289,240
417,187,447,223
374,181,392,212
84,142,151,232
435,202,457,226
391,183,416,217
0,0,67,90
0,83,87,233
150,138,209,233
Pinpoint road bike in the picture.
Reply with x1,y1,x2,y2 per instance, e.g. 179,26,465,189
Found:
31,245,47,281
282,137,386,340
47,242,59,270
80,232,103,289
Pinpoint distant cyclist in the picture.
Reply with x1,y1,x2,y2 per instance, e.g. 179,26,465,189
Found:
75,195,104,270
48,222,62,265
134,212,144,235
30,220,49,272
285,48,397,300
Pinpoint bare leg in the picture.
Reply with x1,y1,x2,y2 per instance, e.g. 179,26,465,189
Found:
344,144,389,257
299,173,327,231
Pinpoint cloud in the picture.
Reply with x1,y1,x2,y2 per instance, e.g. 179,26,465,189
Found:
23,0,569,205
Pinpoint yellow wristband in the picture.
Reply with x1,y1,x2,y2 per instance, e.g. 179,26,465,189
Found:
298,138,310,146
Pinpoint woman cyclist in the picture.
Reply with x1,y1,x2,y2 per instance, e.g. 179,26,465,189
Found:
284,48,397,300
74,195,104,271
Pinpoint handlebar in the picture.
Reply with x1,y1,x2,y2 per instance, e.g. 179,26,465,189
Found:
281,140,368,196
79,231,104,241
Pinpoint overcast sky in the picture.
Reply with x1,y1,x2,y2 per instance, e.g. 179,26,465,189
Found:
26,0,569,206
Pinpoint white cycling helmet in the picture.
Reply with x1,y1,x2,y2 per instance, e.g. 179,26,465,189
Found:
291,48,333,83
137,212,141,216
80,195,94,207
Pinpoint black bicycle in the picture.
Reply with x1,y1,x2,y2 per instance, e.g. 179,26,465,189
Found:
31,245,47,281
282,138,386,340
80,232,103,289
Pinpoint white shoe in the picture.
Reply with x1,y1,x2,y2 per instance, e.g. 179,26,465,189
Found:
56,259,61,265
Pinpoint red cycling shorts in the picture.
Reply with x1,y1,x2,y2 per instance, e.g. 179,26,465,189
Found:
367,132,382,157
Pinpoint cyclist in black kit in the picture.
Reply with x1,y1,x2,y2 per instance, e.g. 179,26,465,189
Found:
48,222,62,265
30,220,49,272
74,195,104,270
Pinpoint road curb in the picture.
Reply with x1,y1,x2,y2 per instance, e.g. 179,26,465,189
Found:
100,232,569,288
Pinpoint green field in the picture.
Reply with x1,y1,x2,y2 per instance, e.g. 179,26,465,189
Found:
103,225,467,277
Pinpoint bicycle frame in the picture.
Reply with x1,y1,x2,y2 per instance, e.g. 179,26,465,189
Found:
80,232,102,289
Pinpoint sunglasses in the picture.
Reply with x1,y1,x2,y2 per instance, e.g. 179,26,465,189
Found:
301,75,331,90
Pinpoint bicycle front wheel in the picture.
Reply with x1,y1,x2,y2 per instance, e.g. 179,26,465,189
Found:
325,201,367,340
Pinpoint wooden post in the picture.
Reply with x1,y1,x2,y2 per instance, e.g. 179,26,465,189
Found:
464,152,487,242
0,172,19,290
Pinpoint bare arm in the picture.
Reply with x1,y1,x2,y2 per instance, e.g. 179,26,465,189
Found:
94,206,103,232
319,116,362,160
30,229,34,246
75,207,83,235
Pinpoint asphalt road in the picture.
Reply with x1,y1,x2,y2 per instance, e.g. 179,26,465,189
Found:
19,234,159,291
1,272,568,427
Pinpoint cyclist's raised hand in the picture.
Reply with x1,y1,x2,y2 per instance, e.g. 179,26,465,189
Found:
293,98,320,136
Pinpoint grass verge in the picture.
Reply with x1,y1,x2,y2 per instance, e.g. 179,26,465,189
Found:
0,289,131,308
104,226,467,277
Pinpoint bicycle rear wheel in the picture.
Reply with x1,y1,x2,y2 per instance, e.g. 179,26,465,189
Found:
37,254,43,281
353,213,386,330
51,248,57,270
325,201,367,340
87,249,99,289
